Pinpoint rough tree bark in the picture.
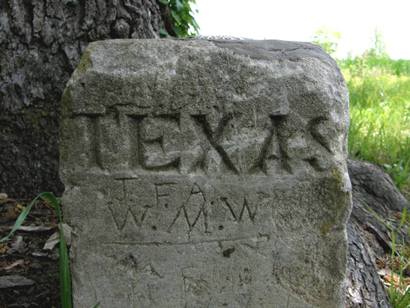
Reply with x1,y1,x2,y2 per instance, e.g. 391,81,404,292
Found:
0,0,164,198
346,159,409,307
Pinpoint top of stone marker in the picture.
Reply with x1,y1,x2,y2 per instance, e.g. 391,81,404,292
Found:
61,39,349,180
63,38,347,124
72,38,338,77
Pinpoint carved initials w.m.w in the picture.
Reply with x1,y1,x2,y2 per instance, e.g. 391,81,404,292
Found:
108,200,150,231
107,180,151,231
221,196,257,222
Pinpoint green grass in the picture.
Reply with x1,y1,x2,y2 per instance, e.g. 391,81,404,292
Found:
388,208,410,307
339,54,410,197
365,206,410,307
385,208,410,307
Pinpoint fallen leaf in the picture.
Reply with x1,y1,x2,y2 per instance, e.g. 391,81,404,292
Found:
384,272,401,286
43,223,73,250
15,203,25,212
8,235,25,254
1,206,19,221
0,243,8,254
0,275,34,289
0,225,56,233
43,232,59,251
376,257,387,269
4,259,25,271
32,251,48,258
379,268,410,293
377,268,389,277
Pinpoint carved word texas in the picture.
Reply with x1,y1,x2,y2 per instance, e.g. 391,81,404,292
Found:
74,109,332,175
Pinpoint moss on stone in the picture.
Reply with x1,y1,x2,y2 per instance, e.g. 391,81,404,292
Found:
76,48,92,74
331,167,344,187
320,221,333,236
320,168,350,237
61,88,71,106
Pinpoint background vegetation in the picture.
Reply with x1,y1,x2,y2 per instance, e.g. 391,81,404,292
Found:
314,31,410,199
159,0,199,37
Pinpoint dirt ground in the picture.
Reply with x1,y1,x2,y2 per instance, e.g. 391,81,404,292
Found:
0,197,59,308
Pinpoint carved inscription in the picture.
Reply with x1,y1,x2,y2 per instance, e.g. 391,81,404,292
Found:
191,114,240,174
221,197,257,222
168,183,208,232
128,115,181,171
106,179,272,236
249,115,291,174
107,179,153,231
73,108,332,175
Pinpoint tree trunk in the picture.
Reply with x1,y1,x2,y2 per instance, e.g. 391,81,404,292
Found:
346,159,409,307
0,0,164,198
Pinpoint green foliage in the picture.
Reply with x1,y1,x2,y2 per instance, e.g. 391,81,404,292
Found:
388,288,410,308
312,27,341,55
159,0,199,37
314,28,410,197
0,194,44,243
41,193,72,308
341,54,410,77
341,53,410,195
0,193,73,308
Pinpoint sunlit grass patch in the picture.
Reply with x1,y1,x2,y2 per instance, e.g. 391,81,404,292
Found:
342,59,410,194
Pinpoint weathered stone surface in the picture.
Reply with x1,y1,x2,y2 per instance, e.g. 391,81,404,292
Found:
60,39,352,307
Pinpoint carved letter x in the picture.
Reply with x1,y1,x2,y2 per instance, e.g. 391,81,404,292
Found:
191,114,240,174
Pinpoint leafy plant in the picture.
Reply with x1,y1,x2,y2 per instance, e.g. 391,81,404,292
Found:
388,288,410,308
159,0,199,37
0,192,73,308
312,27,341,56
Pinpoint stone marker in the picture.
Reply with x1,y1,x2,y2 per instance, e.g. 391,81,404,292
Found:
60,39,352,308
